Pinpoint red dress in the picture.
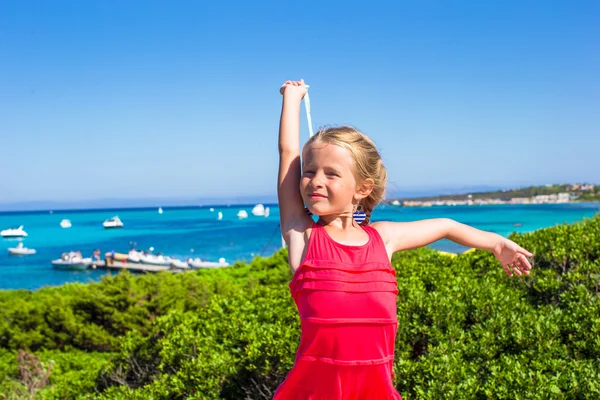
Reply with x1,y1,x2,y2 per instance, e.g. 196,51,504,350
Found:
274,222,402,399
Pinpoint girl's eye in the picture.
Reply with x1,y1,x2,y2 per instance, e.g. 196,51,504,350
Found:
326,173,338,177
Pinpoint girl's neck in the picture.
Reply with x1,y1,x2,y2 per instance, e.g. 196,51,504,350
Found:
317,215,359,230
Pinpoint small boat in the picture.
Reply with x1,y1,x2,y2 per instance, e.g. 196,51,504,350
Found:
103,216,124,229
127,250,142,263
237,210,248,219
187,257,230,269
1,225,28,238
252,204,266,216
104,252,129,262
170,259,189,269
139,254,173,266
209,208,214,212
8,242,36,256
264,207,270,218
60,219,72,228
217,211,223,220
51,252,92,270
158,207,163,214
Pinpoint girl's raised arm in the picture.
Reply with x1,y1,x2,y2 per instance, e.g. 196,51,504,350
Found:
278,80,312,244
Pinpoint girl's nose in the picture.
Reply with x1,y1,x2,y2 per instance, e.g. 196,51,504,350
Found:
310,174,324,188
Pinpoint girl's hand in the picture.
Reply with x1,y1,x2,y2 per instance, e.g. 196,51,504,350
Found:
279,79,308,99
492,238,533,277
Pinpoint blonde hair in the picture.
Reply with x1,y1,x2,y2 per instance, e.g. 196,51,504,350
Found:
303,126,387,225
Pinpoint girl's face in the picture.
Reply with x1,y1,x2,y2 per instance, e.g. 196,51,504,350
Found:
301,142,359,217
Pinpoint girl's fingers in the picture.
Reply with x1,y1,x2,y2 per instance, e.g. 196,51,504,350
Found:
511,263,522,276
502,253,533,278
519,246,533,257
517,253,532,270
280,80,309,93
516,257,531,276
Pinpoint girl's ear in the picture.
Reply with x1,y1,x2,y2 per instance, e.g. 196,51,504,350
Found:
355,178,374,201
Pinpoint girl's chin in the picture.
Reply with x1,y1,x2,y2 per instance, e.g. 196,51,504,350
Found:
307,207,342,216
306,207,323,216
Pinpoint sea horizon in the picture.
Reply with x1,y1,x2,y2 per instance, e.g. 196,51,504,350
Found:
0,184,536,212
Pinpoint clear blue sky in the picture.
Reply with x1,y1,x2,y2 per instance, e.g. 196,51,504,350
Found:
1,0,598,206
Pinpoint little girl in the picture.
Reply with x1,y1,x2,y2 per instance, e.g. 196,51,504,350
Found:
274,80,533,399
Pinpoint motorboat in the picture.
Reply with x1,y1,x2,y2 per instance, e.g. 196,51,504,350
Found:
51,252,92,270
139,254,174,266
170,259,189,269
217,211,223,220
209,208,214,212
8,242,36,256
187,257,230,269
237,210,248,219
252,204,266,216
1,225,28,238
158,207,163,214
127,250,142,263
60,219,72,228
103,216,124,229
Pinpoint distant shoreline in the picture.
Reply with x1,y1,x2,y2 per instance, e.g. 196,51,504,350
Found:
389,184,599,207
391,199,600,208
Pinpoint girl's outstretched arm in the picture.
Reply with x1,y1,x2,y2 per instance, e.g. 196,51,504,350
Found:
372,219,533,277
278,80,312,245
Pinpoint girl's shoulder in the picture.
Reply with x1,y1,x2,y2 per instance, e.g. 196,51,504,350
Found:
368,221,393,244
368,221,397,261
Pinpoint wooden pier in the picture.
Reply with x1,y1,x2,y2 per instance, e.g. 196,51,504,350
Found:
93,260,176,273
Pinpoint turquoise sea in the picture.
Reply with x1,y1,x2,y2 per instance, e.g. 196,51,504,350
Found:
1,203,599,291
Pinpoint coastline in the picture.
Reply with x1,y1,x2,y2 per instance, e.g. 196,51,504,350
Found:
394,200,600,207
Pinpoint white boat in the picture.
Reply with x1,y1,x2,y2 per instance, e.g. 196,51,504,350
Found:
103,216,124,229
252,204,266,216
237,210,248,219
158,207,163,214
264,207,270,218
139,254,173,266
170,259,189,269
1,225,28,238
51,252,92,270
209,208,214,212
217,211,223,220
60,219,72,228
187,257,230,269
127,250,143,263
8,242,36,256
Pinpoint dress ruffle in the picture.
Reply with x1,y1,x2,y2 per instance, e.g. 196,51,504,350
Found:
290,261,399,299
